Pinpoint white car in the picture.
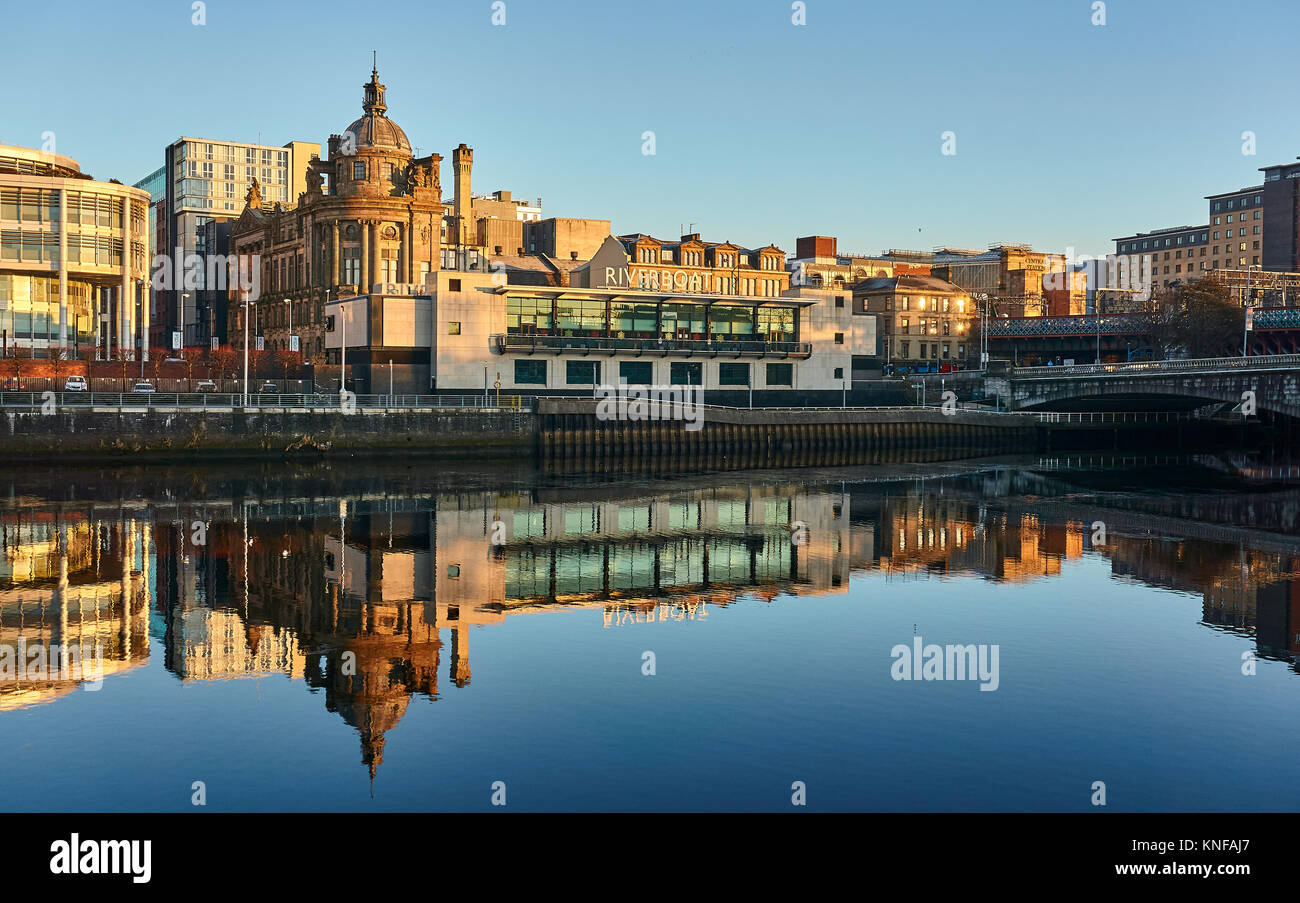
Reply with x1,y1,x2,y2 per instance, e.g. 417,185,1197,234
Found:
131,382,156,394
64,376,88,391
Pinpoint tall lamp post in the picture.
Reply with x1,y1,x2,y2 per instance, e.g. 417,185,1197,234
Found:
1095,296,1102,365
1244,265,1262,357
284,298,294,352
242,292,257,405
136,279,146,378
179,291,189,359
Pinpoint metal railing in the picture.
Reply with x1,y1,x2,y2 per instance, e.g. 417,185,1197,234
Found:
984,314,1156,338
0,392,533,412
491,334,813,358
1013,353,1300,378
1028,411,1196,424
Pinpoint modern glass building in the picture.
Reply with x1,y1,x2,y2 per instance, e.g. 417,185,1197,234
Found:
148,137,320,349
0,144,152,357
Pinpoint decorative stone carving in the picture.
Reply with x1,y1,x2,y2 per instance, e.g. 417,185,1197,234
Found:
245,177,263,210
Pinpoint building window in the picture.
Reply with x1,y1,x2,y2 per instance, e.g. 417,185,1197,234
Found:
765,363,793,386
448,278,462,292
835,296,845,308
619,361,653,385
833,367,844,379
342,247,360,285
448,321,461,335
670,362,702,385
514,359,546,384
566,360,600,385
718,362,750,386
834,332,844,344
353,160,366,180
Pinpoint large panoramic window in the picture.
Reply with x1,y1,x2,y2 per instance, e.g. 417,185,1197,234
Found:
610,301,657,338
710,304,755,339
757,307,795,342
557,299,606,336
660,302,705,340
507,297,554,335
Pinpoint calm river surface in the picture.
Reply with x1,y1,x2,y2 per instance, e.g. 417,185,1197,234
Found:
2,454,1299,811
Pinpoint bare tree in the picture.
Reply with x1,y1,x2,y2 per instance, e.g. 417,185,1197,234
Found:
1154,279,1245,359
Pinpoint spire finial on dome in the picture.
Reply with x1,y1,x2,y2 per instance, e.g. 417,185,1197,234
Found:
362,55,387,117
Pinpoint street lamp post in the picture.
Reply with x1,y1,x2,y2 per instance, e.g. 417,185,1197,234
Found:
284,297,294,353
242,293,257,405
180,291,188,358
1244,265,1262,357
136,279,146,378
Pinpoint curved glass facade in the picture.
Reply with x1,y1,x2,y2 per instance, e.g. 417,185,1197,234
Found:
0,275,95,345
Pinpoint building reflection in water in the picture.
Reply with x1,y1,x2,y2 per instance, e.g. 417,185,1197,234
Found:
4,468,1299,776
0,516,150,710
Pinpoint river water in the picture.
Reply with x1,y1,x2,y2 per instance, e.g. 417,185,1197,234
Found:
2,454,1298,811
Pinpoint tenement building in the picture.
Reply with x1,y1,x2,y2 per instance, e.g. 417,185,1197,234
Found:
607,232,790,297
854,274,973,373
227,66,455,361
0,144,151,358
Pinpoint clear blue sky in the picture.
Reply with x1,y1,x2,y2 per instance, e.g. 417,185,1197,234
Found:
6,0,1298,258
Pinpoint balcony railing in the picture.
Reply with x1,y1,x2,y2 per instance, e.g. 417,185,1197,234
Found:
490,334,812,358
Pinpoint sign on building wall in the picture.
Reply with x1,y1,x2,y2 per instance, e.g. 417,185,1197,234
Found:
373,283,428,296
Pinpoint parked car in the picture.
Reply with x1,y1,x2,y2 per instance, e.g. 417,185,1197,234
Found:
131,381,156,394
258,381,280,394
195,379,218,392
64,375,88,391
2,377,22,390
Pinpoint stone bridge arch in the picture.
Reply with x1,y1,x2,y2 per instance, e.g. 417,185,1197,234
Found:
1009,371,1300,418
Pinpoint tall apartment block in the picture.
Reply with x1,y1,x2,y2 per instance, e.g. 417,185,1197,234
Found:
143,137,319,349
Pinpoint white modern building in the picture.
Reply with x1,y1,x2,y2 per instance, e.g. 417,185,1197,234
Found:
323,269,875,402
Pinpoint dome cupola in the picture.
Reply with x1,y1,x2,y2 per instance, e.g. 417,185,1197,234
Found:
343,63,412,154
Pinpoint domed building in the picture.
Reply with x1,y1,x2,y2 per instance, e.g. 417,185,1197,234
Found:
228,65,473,366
